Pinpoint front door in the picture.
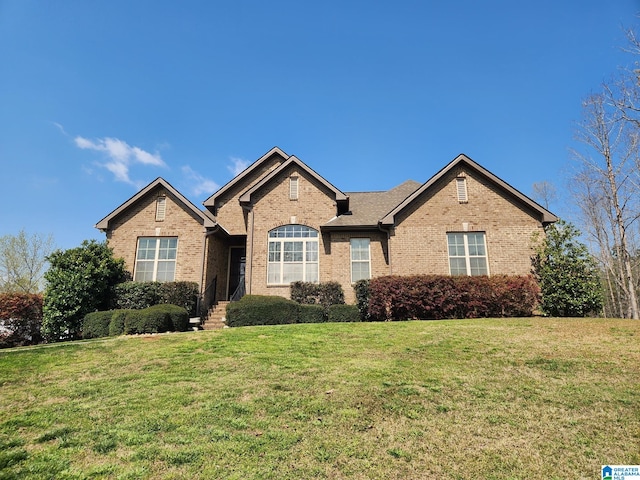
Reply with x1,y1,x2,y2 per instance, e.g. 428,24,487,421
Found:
228,247,246,300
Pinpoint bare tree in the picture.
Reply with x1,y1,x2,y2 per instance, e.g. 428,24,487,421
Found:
0,230,55,294
571,92,640,318
531,181,557,210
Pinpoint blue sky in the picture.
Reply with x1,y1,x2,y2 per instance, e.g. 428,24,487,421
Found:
1,0,638,250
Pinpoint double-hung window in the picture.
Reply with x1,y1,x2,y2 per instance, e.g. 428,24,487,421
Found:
134,237,178,282
267,225,318,284
350,238,371,282
447,232,488,276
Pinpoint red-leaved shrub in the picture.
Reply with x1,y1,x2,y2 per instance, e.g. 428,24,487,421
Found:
0,293,43,347
367,275,539,321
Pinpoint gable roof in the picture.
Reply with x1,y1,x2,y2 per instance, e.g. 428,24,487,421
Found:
323,180,421,229
203,146,289,208
238,155,348,205
95,177,216,231
380,154,558,226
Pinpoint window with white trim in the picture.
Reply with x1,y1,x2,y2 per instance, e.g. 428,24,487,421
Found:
350,238,371,282
134,237,178,282
155,196,167,221
267,225,318,284
447,232,488,276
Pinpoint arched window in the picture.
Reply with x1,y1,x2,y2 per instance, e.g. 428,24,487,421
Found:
267,225,319,284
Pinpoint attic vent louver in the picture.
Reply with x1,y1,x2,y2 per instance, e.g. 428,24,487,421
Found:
290,176,299,200
156,196,167,221
456,177,468,203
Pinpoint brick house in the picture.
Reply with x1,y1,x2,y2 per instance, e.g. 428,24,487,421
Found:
96,146,557,313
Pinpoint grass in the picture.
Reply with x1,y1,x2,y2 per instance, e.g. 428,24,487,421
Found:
0,317,638,479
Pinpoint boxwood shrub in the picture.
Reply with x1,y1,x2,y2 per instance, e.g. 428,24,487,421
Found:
225,295,300,327
108,309,131,337
327,304,360,323
298,304,326,323
124,304,189,334
82,311,114,339
82,304,189,338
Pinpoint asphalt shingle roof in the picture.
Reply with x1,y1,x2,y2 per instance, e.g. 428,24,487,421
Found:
323,180,421,228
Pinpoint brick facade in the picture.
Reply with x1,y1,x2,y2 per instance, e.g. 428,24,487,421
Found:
104,185,206,285
390,168,542,277
97,149,556,308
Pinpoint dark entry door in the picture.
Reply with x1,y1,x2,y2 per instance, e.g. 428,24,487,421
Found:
228,247,246,300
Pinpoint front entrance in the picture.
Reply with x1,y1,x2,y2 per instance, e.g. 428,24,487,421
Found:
228,247,246,300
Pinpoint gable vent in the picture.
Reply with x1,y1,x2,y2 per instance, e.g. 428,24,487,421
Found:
456,177,468,203
156,196,167,221
290,176,299,200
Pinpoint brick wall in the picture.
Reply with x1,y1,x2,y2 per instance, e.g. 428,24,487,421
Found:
247,165,339,298
328,231,389,303
390,168,543,277
105,186,205,285
214,154,285,235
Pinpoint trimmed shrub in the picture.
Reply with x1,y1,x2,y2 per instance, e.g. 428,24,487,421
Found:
160,304,190,332
225,295,300,327
327,304,360,323
317,282,345,308
368,274,539,321
0,293,43,348
158,282,199,317
290,282,320,305
125,306,171,335
82,311,114,339
109,310,130,336
290,281,345,309
112,282,199,317
298,304,326,323
354,279,370,321
112,282,161,310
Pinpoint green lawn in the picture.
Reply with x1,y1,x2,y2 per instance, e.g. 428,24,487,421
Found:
0,318,638,479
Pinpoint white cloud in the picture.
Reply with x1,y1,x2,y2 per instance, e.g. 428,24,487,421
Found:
182,166,219,197
74,135,166,187
227,157,250,177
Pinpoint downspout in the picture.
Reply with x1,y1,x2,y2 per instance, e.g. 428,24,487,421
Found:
242,204,254,295
198,225,219,315
378,223,393,275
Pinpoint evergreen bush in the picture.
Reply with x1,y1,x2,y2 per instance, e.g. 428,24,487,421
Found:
225,295,300,327
327,304,360,322
82,311,114,339
298,304,326,323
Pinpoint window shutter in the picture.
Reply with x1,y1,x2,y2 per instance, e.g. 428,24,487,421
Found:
456,177,468,203
155,196,166,221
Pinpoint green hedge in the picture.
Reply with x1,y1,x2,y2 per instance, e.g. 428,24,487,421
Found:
327,304,360,323
226,295,362,327
112,281,199,316
226,296,300,327
108,310,131,336
290,281,345,308
354,279,370,321
298,304,326,323
81,311,114,339
82,304,189,339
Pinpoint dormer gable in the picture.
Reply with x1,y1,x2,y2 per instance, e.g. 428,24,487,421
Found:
203,146,289,215
238,155,349,213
